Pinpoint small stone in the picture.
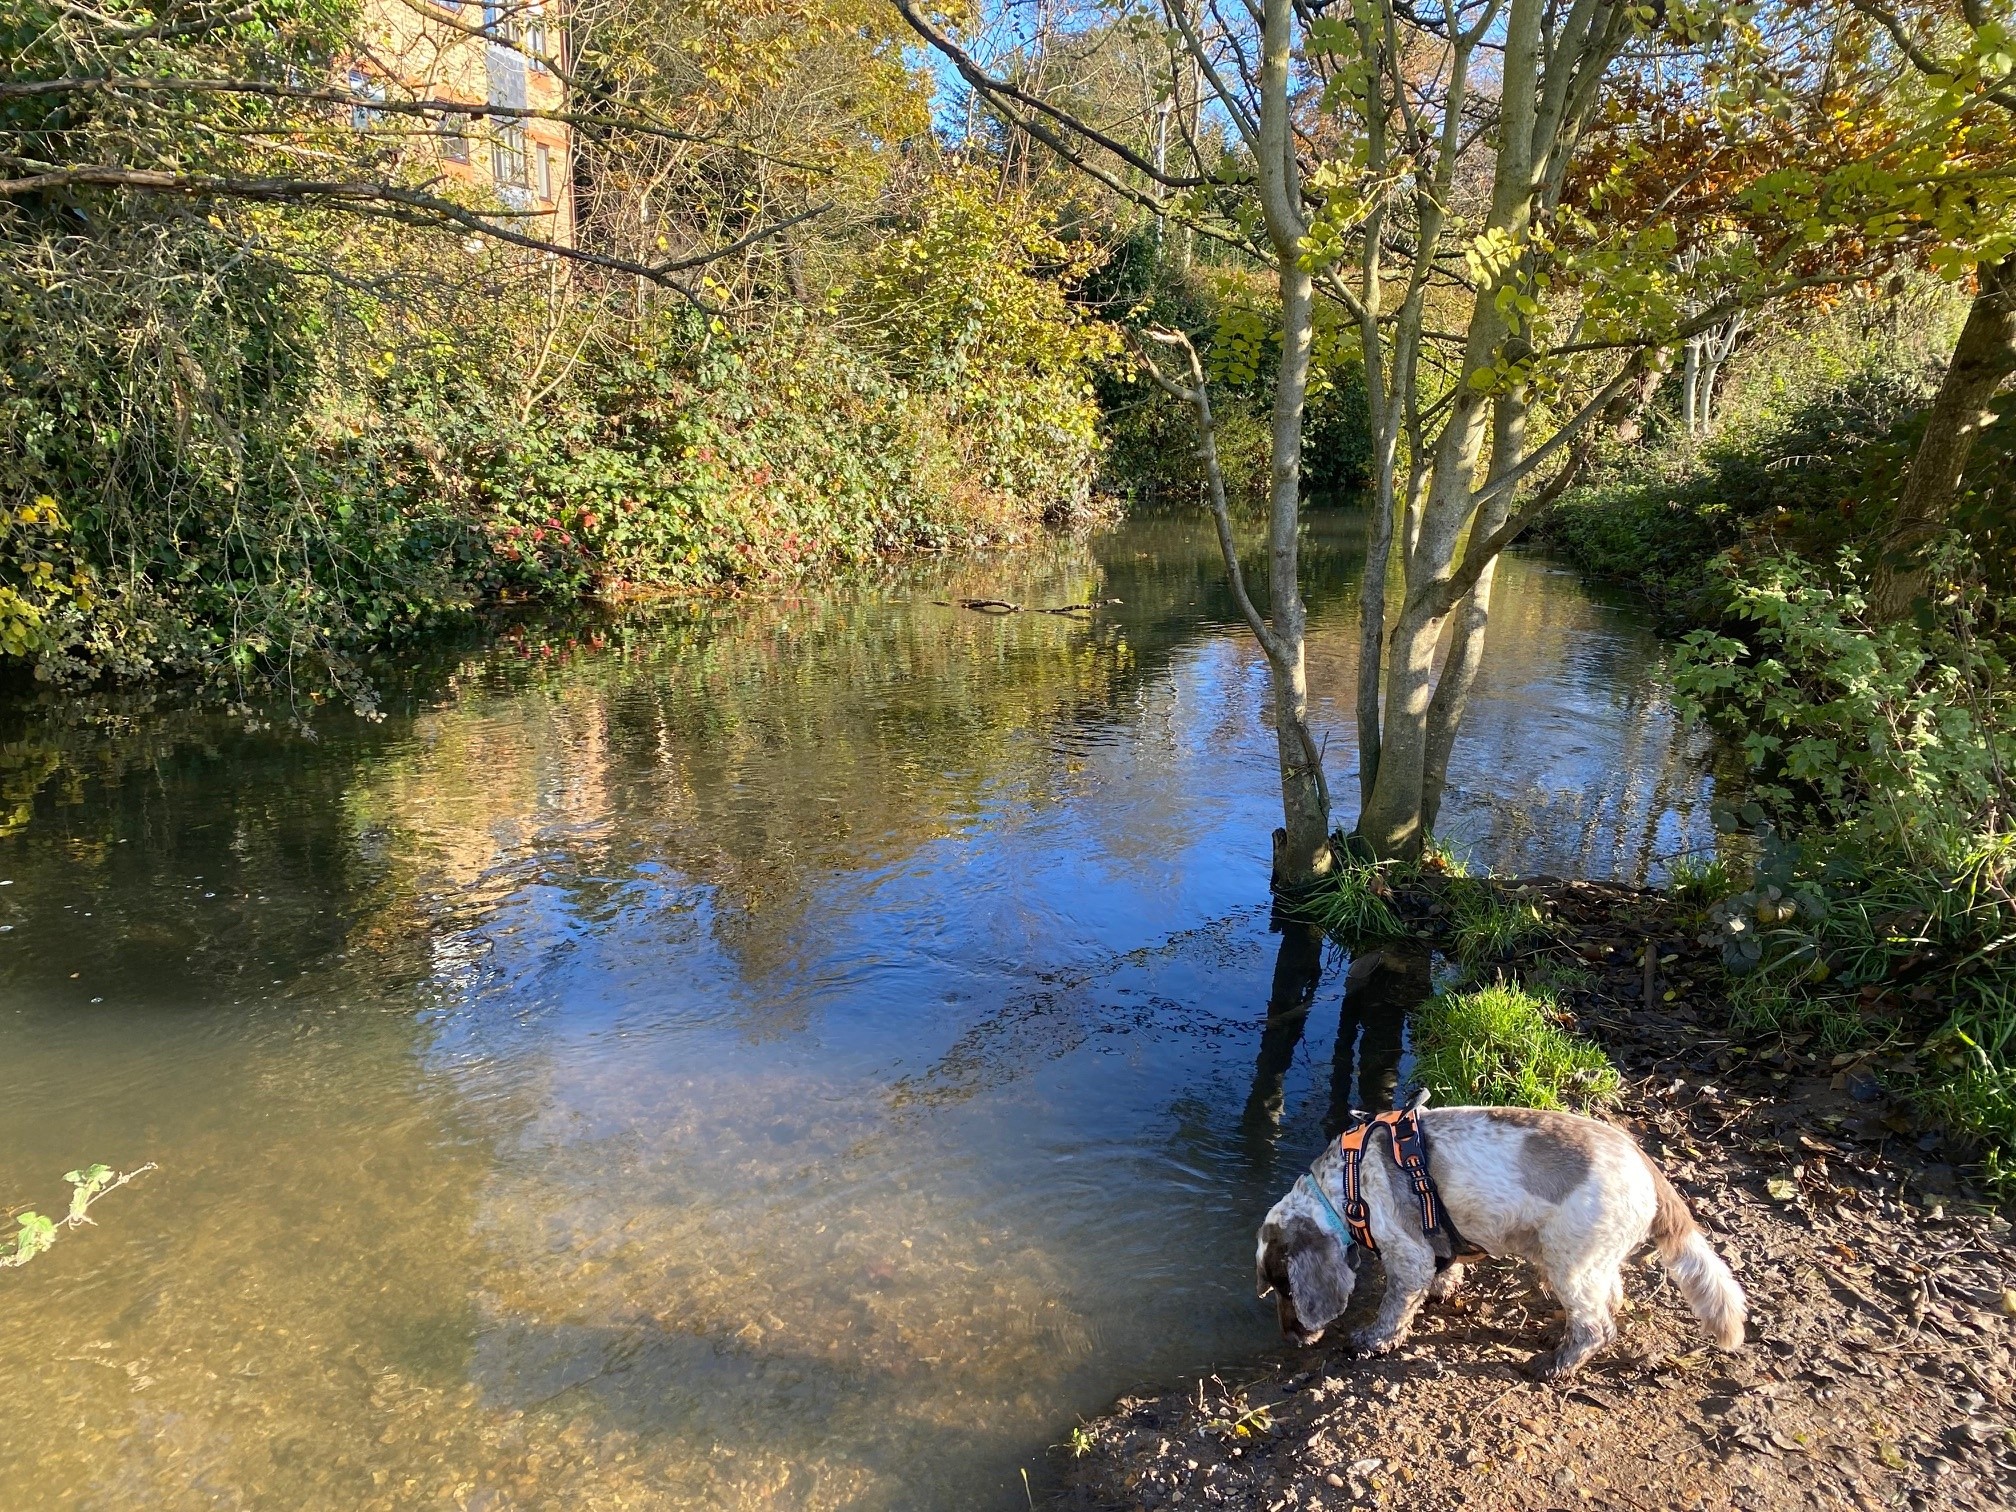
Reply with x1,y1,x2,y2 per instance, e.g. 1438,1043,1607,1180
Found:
1324,1472,1346,1488
1347,1457,1383,1477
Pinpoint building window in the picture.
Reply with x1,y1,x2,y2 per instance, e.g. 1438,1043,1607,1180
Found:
348,69,384,129
481,0,515,40
524,3,550,68
492,124,530,188
536,142,552,200
439,118,471,163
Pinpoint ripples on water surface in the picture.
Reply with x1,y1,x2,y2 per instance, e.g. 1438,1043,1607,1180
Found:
0,513,1714,1509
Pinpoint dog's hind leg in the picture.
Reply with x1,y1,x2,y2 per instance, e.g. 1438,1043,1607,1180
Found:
1348,1232,1437,1357
1529,1259,1621,1379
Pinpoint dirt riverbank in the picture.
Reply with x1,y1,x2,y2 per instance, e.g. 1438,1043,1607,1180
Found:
1057,882,2016,1511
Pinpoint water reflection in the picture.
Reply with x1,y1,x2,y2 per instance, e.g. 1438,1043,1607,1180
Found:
1240,928,1430,1161
1240,915,1327,1141
1325,944,1430,1131
0,511,1715,1510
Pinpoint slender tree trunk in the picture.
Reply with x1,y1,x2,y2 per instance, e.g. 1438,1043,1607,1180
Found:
1356,0,1612,861
1420,390,1525,834
1869,255,2016,620
1359,377,1497,859
1683,338,1701,433
1249,0,1331,888
1269,257,1331,887
1356,407,1403,814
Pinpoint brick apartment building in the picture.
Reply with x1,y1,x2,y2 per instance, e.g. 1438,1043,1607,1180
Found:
355,0,575,246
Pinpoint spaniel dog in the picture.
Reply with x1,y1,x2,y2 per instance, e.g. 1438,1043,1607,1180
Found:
1255,1105,1746,1378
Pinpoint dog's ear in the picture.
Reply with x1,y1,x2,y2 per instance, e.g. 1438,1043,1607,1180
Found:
1282,1217,1354,1332
1257,1221,1283,1297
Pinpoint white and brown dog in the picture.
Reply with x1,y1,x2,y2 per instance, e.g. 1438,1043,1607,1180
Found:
1255,1105,1746,1378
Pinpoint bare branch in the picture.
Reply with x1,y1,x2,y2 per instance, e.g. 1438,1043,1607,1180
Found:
0,164,830,284
0,76,825,168
1126,326,1291,667
890,0,1228,188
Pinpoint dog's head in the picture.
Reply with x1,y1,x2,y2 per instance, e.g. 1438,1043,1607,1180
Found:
1255,1188,1357,1344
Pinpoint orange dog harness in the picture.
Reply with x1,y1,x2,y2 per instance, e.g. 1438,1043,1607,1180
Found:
1302,1104,1464,1255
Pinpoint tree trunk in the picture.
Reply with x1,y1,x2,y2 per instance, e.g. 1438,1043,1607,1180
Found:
1267,257,1332,889
1683,338,1701,433
1356,408,1403,814
1420,390,1525,834
1256,0,1331,889
1869,255,2016,620
1356,382,1494,860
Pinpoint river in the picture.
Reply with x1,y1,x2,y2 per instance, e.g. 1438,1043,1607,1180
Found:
0,511,1713,1510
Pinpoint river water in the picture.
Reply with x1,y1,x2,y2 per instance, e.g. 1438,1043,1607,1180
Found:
0,512,1713,1510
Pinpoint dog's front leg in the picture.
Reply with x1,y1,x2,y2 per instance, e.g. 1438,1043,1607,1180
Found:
1427,1259,1468,1303
1347,1233,1436,1356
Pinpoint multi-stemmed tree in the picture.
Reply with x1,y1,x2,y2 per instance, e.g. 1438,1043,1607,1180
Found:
901,0,2016,875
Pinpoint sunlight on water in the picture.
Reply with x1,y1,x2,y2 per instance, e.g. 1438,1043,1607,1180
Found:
0,513,1715,1509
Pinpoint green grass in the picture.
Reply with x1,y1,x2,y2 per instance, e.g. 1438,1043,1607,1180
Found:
1411,983,1622,1112
1666,853,1744,906
1296,857,1407,939
1523,955,1598,997
1447,881,1554,965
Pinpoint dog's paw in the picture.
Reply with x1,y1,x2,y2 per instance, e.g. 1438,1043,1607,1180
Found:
1346,1327,1404,1357
1427,1263,1467,1303
1524,1348,1581,1382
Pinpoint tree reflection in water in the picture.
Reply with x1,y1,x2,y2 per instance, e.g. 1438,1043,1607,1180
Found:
1240,913,1328,1142
1325,943,1430,1131
1242,924,1434,1153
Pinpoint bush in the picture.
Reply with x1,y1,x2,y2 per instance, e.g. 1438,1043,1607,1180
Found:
1410,983,1622,1112
1671,557,2015,1192
1671,554,2013,857
1541,364,1935,624
1,177,1120,706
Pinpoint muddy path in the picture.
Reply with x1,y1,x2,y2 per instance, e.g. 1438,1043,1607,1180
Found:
1058,883,2016,1511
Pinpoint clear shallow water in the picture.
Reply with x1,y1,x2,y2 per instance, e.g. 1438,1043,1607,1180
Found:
0,513,1713,1510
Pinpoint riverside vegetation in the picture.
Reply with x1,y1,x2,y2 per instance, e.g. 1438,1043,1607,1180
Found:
1286,270,2016,1200
1,0,1144,713
4,0,2012,1188
1534,279,2016,1198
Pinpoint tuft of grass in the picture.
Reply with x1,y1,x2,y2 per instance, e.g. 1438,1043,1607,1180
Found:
1523,955,1597,997
1297,858,1407,940
1411,983,1622,1112
1419,835,1472,878
1666,853,1744,906
1448,881,1554,965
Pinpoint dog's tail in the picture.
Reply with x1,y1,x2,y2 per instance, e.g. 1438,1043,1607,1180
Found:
1645,1157,1746,1350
